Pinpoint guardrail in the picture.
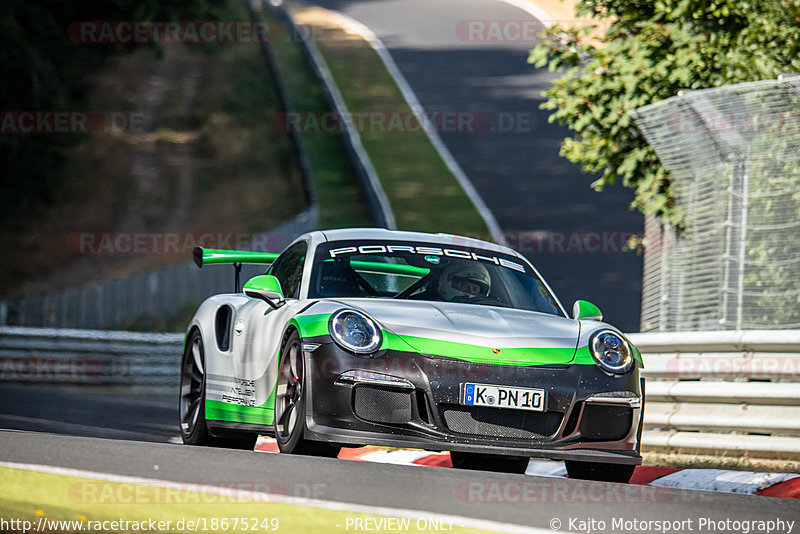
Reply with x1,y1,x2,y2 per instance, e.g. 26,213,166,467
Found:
629,330,800,459
0,326,183,393
1,327,798,459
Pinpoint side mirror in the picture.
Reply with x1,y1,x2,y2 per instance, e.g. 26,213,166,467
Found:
244,275,285,309
573,300,603,321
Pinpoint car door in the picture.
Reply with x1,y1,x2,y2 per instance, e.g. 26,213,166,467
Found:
226,241,310,421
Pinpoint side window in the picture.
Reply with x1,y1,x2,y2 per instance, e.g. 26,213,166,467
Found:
269,241,308,299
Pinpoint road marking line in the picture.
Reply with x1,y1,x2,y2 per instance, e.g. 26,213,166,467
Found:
0,460,564,534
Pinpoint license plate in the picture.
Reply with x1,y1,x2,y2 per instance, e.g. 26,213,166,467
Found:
461,383,545,412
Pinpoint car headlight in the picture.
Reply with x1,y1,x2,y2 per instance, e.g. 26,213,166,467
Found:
590,330,633,374
329,309,382,354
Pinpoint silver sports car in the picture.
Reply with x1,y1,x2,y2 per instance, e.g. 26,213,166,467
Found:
179,228,644,481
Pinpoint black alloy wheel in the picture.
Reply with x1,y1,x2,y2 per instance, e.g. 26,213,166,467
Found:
274,331,340,457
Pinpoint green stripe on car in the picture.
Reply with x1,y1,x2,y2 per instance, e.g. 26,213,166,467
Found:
205,389,275,425
385,333,588,366
292,313,332,338
291,311,637,368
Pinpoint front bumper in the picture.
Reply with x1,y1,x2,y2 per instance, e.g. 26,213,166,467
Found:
302,337,643,465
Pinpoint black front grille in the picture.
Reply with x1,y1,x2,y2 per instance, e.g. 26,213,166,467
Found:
440,405,562,439
353,386,412,424
580,404,632,440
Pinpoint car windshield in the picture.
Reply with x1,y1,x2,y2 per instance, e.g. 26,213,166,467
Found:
308,239,564,316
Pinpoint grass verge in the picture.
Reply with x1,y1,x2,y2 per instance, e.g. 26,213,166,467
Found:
0,466,491,534
284,5,491,235
253,7,372,229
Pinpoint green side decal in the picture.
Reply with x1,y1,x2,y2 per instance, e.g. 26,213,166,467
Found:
205,388,275,426
292,313,332,338
629,340,644,366
573,344,599,367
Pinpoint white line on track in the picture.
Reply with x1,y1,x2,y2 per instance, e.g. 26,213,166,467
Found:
0,460,574,534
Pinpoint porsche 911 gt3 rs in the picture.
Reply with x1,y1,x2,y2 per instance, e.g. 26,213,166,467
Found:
179,228,644,481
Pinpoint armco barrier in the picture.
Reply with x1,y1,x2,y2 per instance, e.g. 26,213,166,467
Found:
630,330,800,459
0,326,183,393
1,327,798,458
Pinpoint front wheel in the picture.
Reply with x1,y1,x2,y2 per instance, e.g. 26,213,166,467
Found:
273,331,340,457
450,451,529,473
178,329,256,450
565,461,635,483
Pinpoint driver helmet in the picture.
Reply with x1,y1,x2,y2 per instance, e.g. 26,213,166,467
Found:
438,262,491,301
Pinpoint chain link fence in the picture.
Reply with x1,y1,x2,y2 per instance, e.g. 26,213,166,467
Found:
631,75,800,331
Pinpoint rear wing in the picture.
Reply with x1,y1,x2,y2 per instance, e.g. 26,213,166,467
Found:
193,247,280,268
193,247,280,292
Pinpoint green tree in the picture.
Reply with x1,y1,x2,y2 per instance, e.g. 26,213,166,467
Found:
529,0,800,227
